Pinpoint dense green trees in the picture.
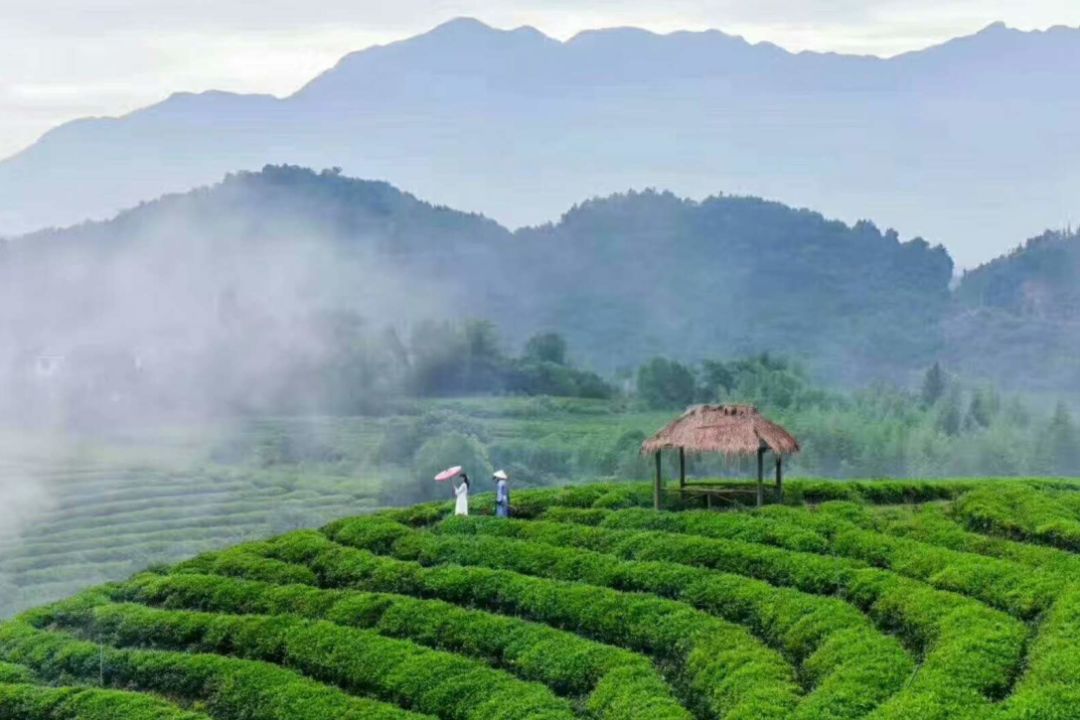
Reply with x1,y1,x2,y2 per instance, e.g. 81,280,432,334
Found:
523,333,568,366
1044,402,1080,474
207,351,1080,495
921,363,947,406
636,358,696,409
626,354,1080,479
409,433,492,504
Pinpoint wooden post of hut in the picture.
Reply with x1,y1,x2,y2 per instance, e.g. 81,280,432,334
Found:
641,405,800,510
756,447,765,507
775,454,783,502
654,451,663,510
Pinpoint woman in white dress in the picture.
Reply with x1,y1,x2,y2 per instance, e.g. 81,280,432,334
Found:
452,473,470,516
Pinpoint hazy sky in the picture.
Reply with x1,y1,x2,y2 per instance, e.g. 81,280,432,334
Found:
3,1,1080,160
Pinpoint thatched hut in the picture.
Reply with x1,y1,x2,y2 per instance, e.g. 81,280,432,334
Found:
641,404,800,509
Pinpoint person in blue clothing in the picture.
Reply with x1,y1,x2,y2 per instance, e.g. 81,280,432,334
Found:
493,469,510,517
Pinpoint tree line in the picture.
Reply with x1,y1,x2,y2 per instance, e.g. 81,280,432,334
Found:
635,354,1080,478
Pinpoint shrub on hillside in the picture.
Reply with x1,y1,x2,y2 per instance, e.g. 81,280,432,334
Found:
374,410,488,465
386,432,492,505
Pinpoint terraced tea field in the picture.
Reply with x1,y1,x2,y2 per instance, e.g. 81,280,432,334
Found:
0,459,382,618
0,402,670,618
2,478,1079,719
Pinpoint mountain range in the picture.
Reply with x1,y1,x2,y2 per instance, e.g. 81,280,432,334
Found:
3,18,1080,267
7,164,1078,422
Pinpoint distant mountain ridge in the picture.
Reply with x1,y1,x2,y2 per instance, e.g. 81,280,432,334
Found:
3,18,1080,266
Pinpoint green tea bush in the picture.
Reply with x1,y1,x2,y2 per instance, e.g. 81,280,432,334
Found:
572,510,1030,716
56,600,575,720
829,526,1061,617
331,517,911,719
0,619,429,720
260,530,800,720
955,484,1080,551
4,479,1077,720
878,503,1080,577
116,572,691,720
0,683,212,720
337,513,1030,719
997,586,1080,719
0,663,30,684
174,546,317,586
558,502,1059,618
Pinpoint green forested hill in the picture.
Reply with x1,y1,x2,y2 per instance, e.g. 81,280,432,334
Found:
7,164,1080,401
955,229,1080,316
512,191,952,381
0,165,955,417
948,229,1080,391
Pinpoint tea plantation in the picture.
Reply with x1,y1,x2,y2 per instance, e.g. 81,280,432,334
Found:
2,479,1079,720
0,461,385,618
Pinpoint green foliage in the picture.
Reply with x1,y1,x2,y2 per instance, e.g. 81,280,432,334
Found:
544,497,1060,616
513,190,953,383
390,485,1032,716
921,362,948,406
523,333,568,366
0,663,30,685
636,358,696,409
251,426,344,468
700,354,834,412
998,585,1080,718
332,516,911,719
955,484,1080,551
407,320,613,400
876,503,1080,578
405,432,492,505
0,458,383,619
117,572,690,720
374,411,489,466
936,388,964,437
408,320,507,397
965,386,999,430
0,618,428,720
488,437,571,485
0,683,211,720
950,228,1080,393
261,530,799,720
504,361,613,399
484,503,1025,719
1043,402,1080,474
8,479,1080,719
55,599,575,720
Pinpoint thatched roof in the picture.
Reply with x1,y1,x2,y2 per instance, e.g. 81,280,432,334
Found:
641,404,800,457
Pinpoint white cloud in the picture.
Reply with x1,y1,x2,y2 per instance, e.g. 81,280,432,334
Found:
2,0,1080,158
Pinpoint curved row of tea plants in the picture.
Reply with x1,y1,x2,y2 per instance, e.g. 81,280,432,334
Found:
2,478,1079,720
0,463,382,618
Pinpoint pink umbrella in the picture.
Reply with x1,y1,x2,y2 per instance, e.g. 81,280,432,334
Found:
434,465,463,482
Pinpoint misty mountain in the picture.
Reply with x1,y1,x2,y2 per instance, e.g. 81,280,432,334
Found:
0,165,957,425
0,166,514,421
3,19,1080,267
946,229,1080,391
